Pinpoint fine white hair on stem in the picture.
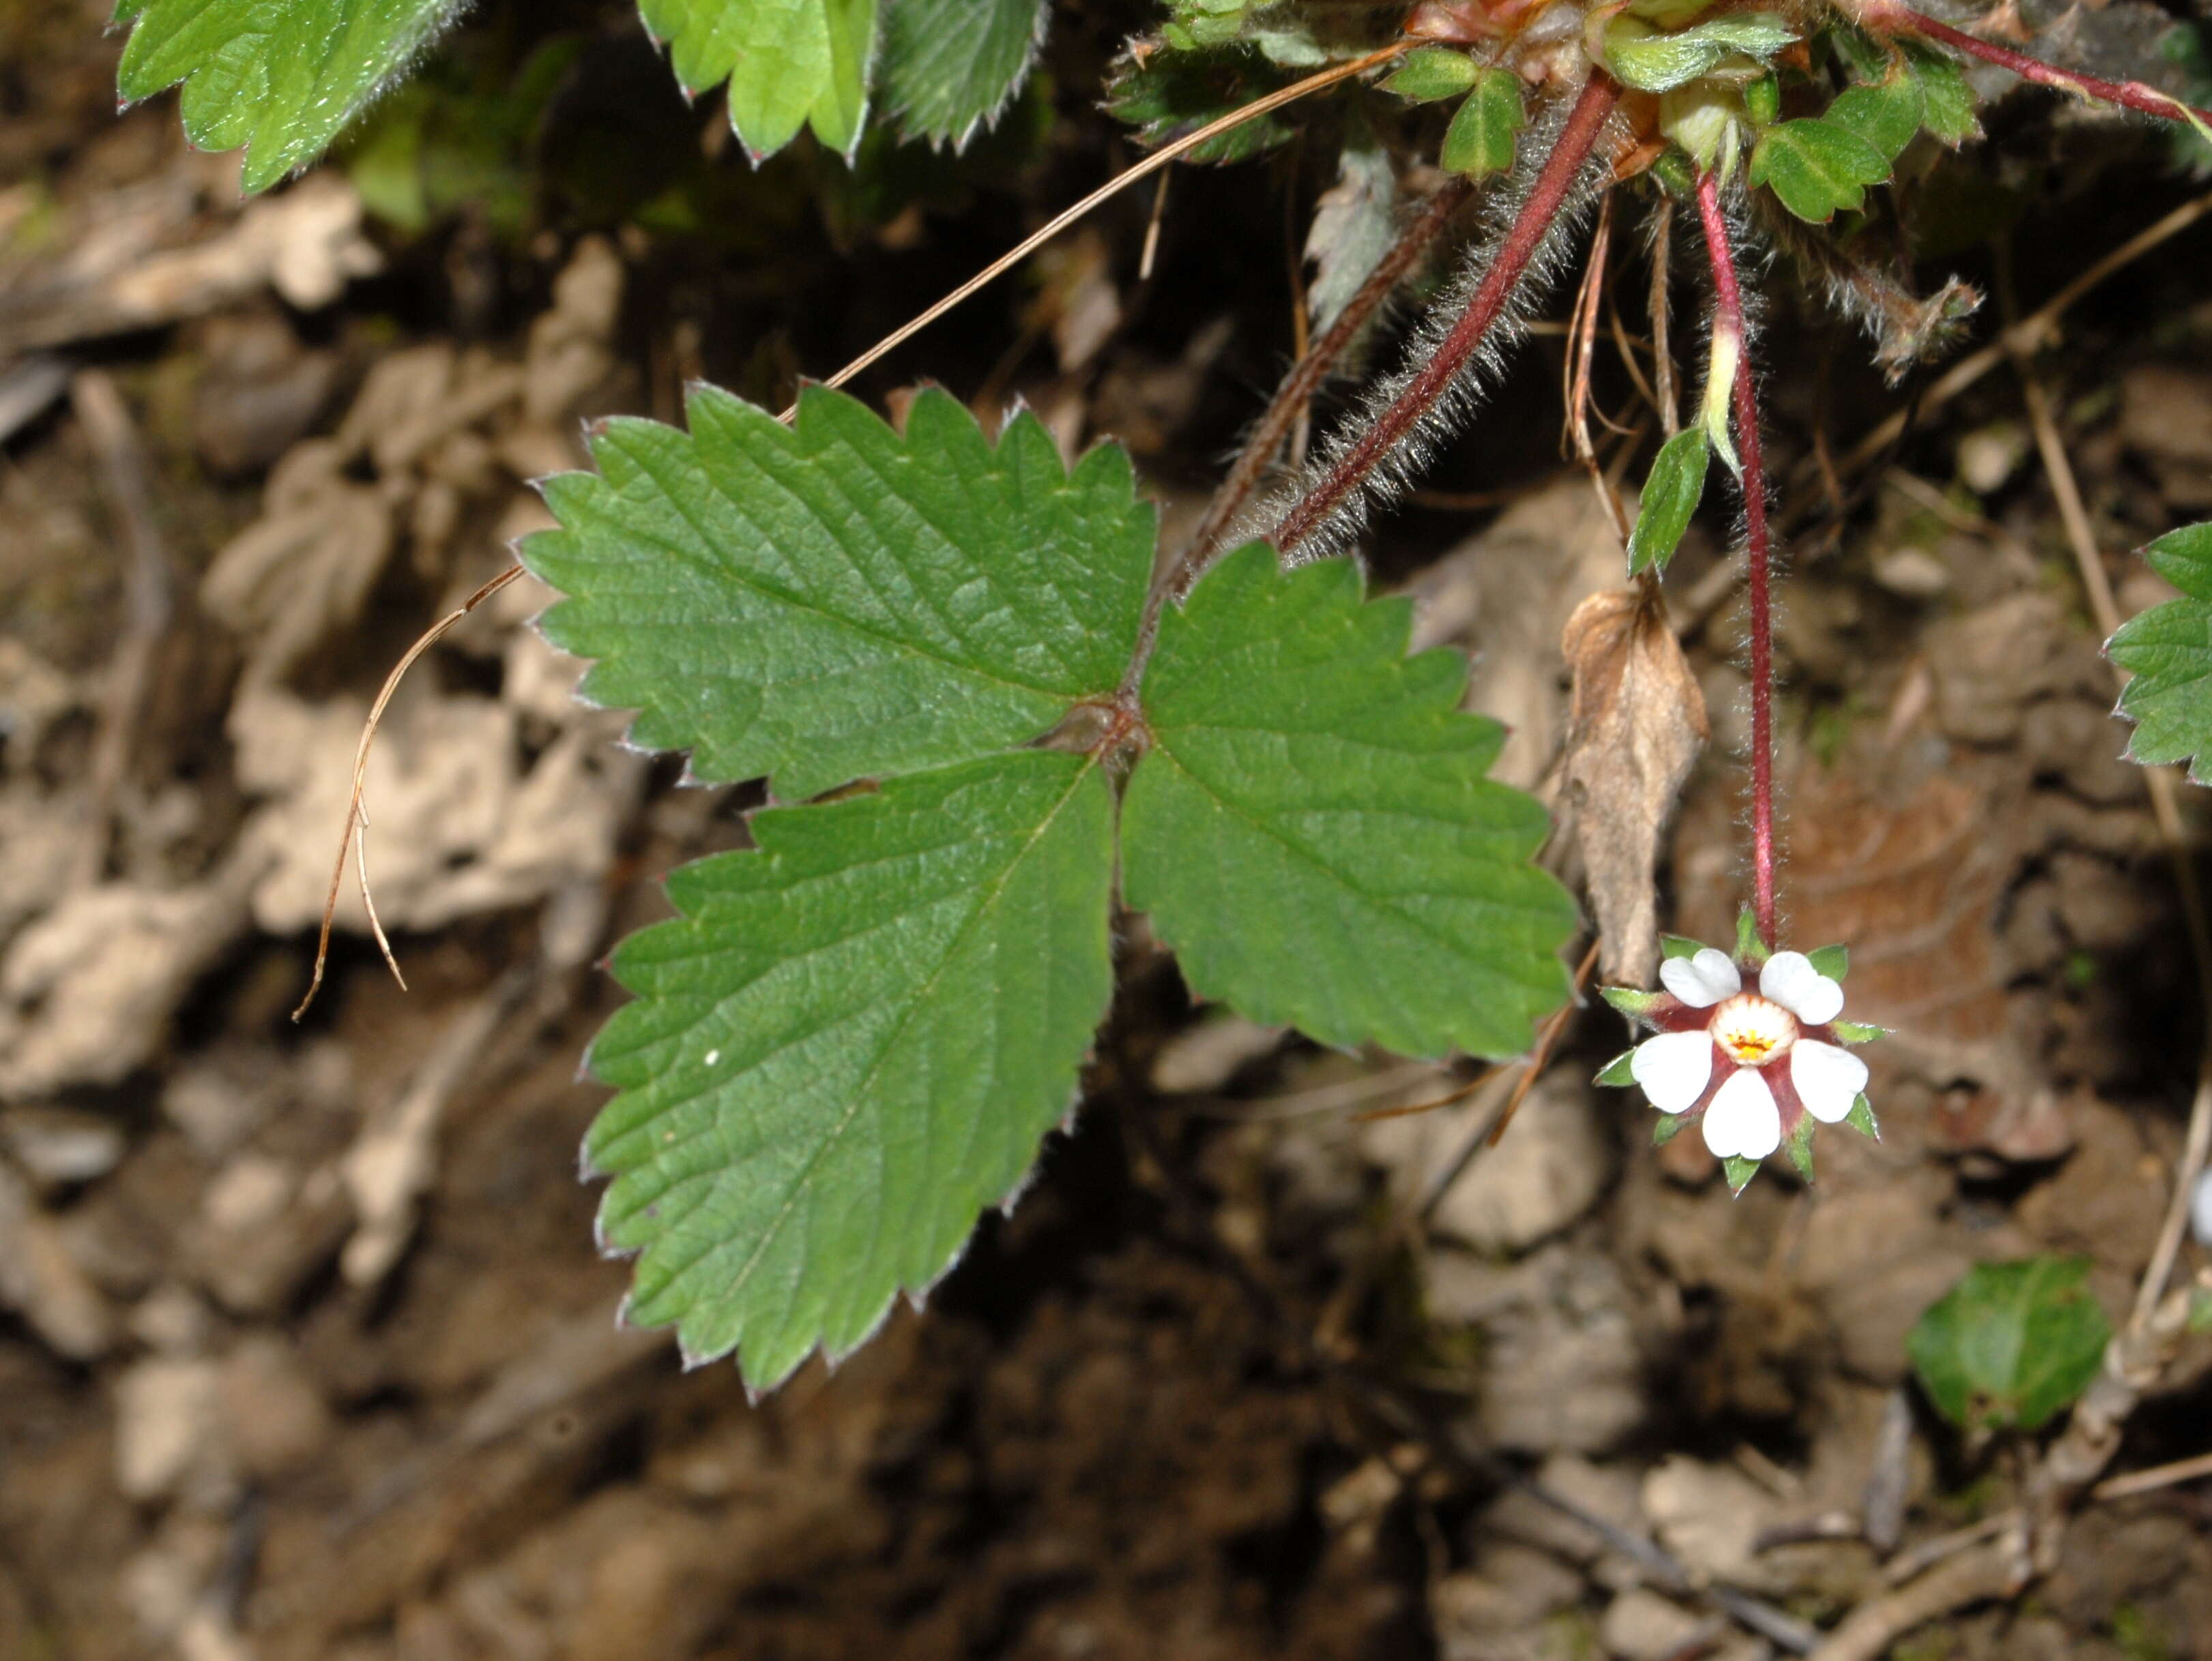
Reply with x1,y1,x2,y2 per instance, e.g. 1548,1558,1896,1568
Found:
1236,92,1622,565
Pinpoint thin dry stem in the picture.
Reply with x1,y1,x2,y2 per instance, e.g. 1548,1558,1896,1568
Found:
293,563,529,1021
783,43,1411,418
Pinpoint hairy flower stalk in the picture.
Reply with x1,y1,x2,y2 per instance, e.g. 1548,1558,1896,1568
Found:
1694,167,1779,952
1268,70,1623,557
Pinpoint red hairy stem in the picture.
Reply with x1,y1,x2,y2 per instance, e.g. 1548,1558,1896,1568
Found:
1182,175,1476,574
1272,70,1623,555
1693,168,1778,952
1874,3,2212,127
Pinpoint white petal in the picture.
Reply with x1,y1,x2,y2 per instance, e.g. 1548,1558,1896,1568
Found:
2191,1170,2212,1249
1791,1040,1868,1123
1661,947,1742,1008
1702,1068,1781,1160
1631,1031,1714,1114
1760,951,1844,1025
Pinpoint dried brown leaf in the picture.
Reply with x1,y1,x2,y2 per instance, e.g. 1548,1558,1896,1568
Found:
1560,587,1708,986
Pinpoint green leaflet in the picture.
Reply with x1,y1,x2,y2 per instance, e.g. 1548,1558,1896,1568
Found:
1749,117,1892,221
1122,544,1577,1060
2106,523,2212,778
878,0,1048,149
112,0,469,194
1440,69,1528,181
1907,1256,2112,1435
526,385,1154,801
1385,46,1480,102
636,0,879,159
587,751,1117,1390
1825,70,1925,161
1603,12,1796,93
1627,428,1711,575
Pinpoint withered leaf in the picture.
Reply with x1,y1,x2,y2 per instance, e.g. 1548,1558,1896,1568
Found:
1561,587,1708,987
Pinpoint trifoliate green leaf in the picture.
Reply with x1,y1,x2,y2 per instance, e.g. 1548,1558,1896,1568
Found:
1807,943,1848,980
878,0,1048,149
1597,1048,1640,1086
1627,428,1711,575
2106,523,2212,778
525,385,1154,801
113,0,469,194
1748,117,1892,221
1440,69,1528,181
587,750,1117,1391
637,0,879,160
1907,1256,2112,1435
1604,13,1796,93
1106,43,1299,163
1904,42,1979,145
1121,544,1576,1060
1825,71,1925,162
1385,46,1481,102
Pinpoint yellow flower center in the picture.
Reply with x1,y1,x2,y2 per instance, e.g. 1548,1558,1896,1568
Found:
1712,993,1798,1067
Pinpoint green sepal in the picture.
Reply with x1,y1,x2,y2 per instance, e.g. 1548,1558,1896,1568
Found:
1786,1113,1816,1183
1829,1020,1889,1046
1653,1111,1689,1146
1597,1048,1641,1087
1806,944,1848,981
1724,1153,1761,1194
1627,426,1711,576
1661,934,1711,961
1734,909,1772,968
1844,1093,1880,1138
1744,71,1780,128
1602,986,1668,1023
1384,46,1480,102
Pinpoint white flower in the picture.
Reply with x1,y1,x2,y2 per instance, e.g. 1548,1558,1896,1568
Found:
1612,937,1873,1180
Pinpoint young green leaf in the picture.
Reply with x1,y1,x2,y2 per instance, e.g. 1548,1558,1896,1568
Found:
1121,544,1576,1060
113,0,469,194
878,0,1048,149
637,0,879,160
1107,44,1299,163
586,750,1118,1392
1384,47,1481,102
525,385,1154,801
1439,69,1528,181
1904,42,1979,145
1748,117,1891,221
1627,428,1711,575
1603,13,1796,93
2105,523,2212,778
1907,1256,2112,1435
1825,72,1925,162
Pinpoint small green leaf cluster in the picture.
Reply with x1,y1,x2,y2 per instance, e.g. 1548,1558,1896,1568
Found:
1384,49,1528,182
523,383,1576,1390
1908,1257,2113,1437
112,0,1051,190
2106,523,2212,780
